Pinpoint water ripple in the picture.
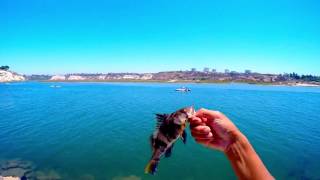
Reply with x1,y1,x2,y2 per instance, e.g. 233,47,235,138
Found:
0,82,319,180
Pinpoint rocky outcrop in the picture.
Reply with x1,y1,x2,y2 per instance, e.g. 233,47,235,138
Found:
34,170,61,180
0,159,35,179
0,176,20,180
0,159,62,180
0,70,25,82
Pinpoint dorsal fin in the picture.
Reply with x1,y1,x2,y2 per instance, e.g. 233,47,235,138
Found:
155,113,168,128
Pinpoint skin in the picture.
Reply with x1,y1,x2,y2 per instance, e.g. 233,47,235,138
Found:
190,108,274,180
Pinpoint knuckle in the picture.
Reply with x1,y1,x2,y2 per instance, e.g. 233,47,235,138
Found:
213,110,223,116
198,108,208,113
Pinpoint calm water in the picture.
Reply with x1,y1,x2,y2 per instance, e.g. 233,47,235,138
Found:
0,82,320,180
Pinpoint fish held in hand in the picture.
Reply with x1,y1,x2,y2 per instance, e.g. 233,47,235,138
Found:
144,106,195,175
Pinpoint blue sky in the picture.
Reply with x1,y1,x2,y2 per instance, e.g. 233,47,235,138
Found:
0,0,319,75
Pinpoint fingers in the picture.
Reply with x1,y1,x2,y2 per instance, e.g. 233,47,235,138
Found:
196,108,225,120
191,125,213,140
193,132,213,139
191,125,211,135
190,120,225,151
189,116,202,124
189,116,205,128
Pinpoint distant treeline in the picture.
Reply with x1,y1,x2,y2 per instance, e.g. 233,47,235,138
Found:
0,65,9,71
279,72,320,82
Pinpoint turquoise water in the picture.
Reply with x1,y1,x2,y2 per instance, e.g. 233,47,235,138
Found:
1,82,320,180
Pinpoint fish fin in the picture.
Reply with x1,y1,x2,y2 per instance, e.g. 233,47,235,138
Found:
165,145,174,158
155,114,168,128
144,160,158,175
181,130,187,144
149,135,155,151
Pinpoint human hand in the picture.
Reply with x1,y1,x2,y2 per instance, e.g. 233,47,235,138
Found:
190,109,274,179
190,108,241,152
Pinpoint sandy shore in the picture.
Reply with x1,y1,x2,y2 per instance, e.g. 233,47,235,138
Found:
293,83,320,87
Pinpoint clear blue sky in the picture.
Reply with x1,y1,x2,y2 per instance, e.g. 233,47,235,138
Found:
1,0,319,75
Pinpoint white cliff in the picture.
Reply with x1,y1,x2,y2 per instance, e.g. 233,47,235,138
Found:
98,75,106,80
67,75,86,81
141,74,153,80
50,75,66,81
0,70,25,82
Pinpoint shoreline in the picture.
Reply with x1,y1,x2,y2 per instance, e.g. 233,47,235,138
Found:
14,80,319,87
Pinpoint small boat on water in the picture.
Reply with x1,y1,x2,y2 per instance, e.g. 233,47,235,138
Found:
175,87,191,92
50,85,61,88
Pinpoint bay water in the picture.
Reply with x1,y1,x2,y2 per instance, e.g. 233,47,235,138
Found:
0,82,320,180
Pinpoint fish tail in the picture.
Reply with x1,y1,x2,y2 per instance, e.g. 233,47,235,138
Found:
144,160,158,175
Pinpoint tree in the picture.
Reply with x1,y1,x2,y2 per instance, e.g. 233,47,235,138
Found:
301,74,320,82
0,65,9,71
289,72,300,79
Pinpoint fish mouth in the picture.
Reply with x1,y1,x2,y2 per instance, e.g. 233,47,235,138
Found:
185,106,195,118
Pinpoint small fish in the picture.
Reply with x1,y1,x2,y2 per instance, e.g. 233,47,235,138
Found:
144,106,195,175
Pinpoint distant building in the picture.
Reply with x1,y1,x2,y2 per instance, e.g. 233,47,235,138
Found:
191,68,197,72
225,69,230,73
123,74,140,79
203,67,210,73
245,70,252,74
211,69,217,73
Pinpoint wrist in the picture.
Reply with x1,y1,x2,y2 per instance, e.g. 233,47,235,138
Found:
224,130,274,180
224,130,250,154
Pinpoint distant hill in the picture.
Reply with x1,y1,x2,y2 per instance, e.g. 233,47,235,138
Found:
0,70,25,82
36,71,319,86
2,69,319,86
